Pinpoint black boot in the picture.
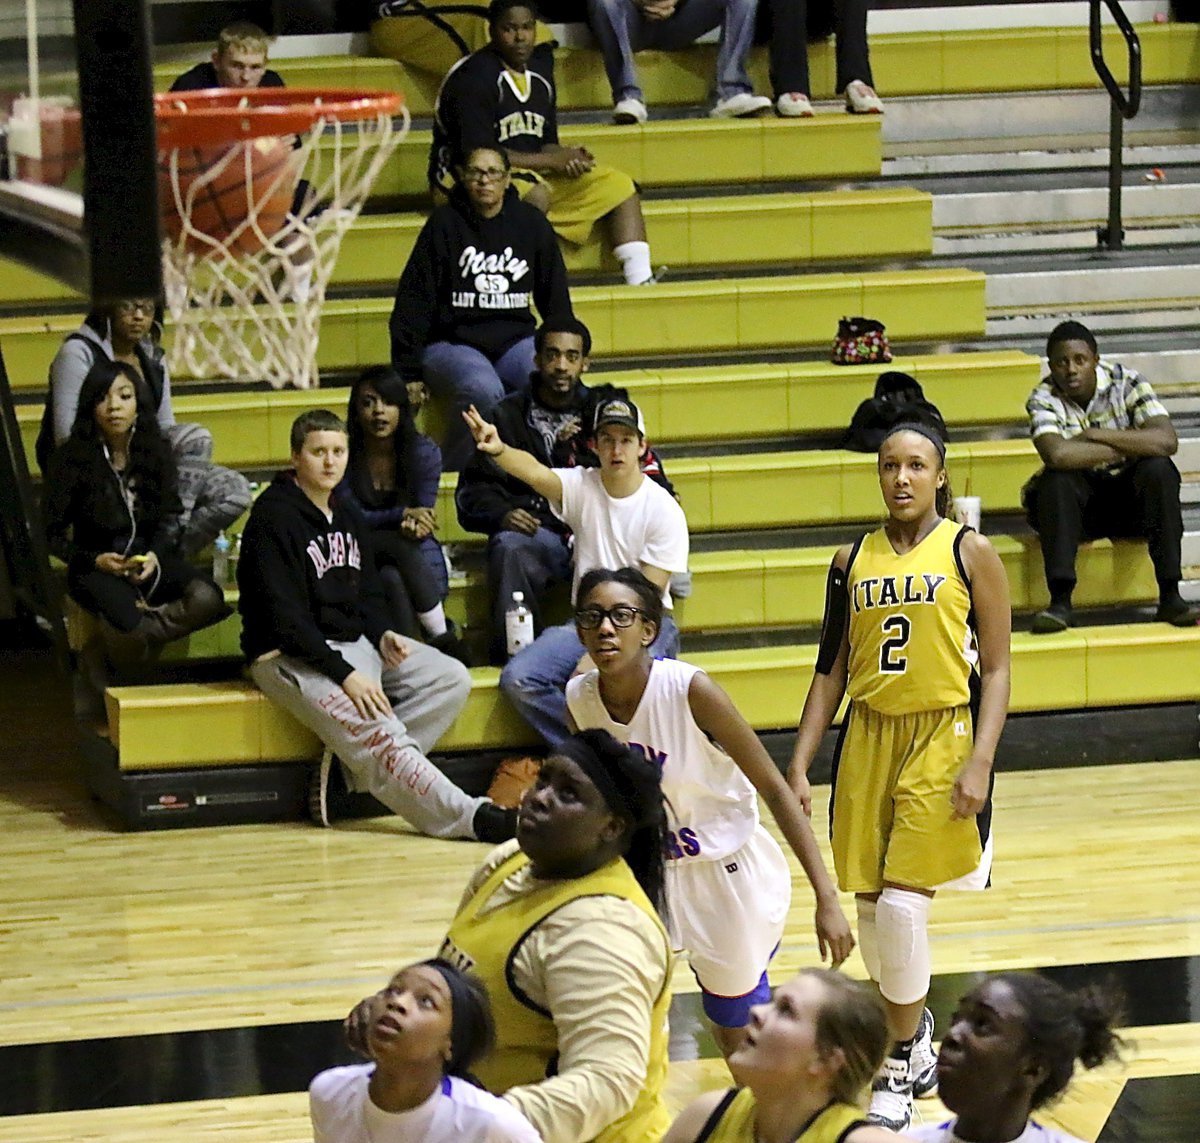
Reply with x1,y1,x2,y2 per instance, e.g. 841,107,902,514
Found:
143,580,230,643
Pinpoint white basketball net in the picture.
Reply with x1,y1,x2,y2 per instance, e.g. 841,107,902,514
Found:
160,102,409,390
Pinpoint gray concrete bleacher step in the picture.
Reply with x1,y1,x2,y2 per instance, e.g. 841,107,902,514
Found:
881,85,1200,174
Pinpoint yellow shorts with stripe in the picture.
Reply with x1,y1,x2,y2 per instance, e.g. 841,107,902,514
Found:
511,165,637,246
830,702,983,893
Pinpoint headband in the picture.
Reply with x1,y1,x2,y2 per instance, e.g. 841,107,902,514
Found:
421,960,481,1078
554,735,651,828
881,421,946,463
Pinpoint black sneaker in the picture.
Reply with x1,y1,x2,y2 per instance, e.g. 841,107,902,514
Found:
1157,598,1200,627
1031,601,1072,634
429,619,473,667
307,750,347,827
909,1007,938,1098
472,800,518,843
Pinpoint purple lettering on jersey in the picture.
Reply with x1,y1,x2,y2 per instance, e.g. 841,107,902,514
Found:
630,741,668,770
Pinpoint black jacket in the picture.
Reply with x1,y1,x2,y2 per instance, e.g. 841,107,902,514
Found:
455,379,676,536
237,472,393,683
389,186,571,378
43,437,183,580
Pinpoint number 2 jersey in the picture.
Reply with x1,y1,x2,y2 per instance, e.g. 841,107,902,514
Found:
846,518,978,716
566,659,758,862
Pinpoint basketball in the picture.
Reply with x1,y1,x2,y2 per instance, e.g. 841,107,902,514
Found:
159,135,301,257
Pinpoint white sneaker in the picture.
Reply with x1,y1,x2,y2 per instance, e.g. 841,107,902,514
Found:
867,1056,913,1131
635,264,669,286
775,92,814,118
613,97,648,124
710,92,773,119
909,1008,939,1098
845,79,884,114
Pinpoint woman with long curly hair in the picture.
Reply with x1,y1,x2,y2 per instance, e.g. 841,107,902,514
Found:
43,359,227,659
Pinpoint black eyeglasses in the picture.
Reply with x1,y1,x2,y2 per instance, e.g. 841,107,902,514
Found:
575,605,647,630
462,166,508,183
115,300,155,316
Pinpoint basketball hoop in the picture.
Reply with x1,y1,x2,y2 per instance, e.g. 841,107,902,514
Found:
155,88,408,390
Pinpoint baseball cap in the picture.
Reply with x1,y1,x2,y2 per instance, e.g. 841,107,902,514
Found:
593,397,643,435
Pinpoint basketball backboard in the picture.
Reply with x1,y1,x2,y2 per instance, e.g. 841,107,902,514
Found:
0,0,160,304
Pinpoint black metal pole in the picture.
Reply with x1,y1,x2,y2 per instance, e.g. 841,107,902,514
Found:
72,0,162,304
1105,99,1124,250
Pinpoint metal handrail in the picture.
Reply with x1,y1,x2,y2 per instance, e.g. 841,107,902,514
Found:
1090,0,1142,250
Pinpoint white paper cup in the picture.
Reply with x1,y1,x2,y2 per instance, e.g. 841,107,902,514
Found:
954,495,982,532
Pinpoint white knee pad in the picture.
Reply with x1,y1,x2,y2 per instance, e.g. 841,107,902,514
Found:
856,897,881,983
875,888,932,1006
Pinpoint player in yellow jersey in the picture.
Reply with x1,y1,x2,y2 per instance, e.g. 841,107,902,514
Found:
663,969,895,1143
788,424,1012,1132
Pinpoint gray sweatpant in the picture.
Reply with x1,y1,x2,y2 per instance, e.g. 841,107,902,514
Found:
250,636,483,839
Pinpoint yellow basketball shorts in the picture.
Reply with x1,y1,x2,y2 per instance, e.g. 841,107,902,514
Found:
830,702,984,893
512,164,637,246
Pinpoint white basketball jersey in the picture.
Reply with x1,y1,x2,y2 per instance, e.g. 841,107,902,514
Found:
566,659,759,862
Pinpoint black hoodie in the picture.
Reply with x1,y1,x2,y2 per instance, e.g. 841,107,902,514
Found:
237,471,393,683
389,185,571,379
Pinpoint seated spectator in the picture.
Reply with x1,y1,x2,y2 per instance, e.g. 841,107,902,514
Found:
41,298,252,555
347,729,674,1143
42,360,228,662
237,408,516,840
904,973,1125,1143
341,366,470,665
463,396,688,744
392,144,572,470
430,1,660,286
1024,320,1199,632
587,0,771,123
310,959,541,1142
455,316,674,664
170,21,284,91
757,0,881,117
665,969,894,1143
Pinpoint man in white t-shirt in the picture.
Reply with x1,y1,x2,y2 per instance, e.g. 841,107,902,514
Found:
463,396,689,743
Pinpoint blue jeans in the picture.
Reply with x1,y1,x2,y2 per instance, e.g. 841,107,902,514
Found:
586,0,758,103
488,526,574,665
423,337,536,470
501,614,681,746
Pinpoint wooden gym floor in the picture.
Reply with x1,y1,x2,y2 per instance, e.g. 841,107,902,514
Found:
1,639,1197,1142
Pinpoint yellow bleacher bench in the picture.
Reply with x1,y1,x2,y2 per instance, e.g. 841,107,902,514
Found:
0,268,986,391
107,622,1200,769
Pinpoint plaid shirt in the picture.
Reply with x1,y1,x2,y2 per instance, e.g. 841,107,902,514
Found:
1026,359,1169,471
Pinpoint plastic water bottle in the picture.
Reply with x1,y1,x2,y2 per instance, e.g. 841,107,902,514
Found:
212,531,231,585
505,591,534,656
229,533,242,584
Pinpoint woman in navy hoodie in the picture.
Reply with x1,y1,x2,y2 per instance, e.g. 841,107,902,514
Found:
389,144,572,470
339,365,470,665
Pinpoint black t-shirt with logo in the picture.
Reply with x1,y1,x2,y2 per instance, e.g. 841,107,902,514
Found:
388,186,572,377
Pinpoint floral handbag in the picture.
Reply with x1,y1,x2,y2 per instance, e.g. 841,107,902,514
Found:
831,316,892,365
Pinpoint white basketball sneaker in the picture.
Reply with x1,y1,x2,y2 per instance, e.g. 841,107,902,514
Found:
868,1055,914,1131
909,1008,939,1098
